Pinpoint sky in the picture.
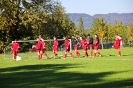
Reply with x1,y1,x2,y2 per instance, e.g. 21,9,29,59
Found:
61,0,133,16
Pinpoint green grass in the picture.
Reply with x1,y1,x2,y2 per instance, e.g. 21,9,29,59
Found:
0,47,133,88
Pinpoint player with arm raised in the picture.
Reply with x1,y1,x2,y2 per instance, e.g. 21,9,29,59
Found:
80,36,88,58
94,34,101,57
112,33,122,56
52,36,58,58
71,35,80,57
63,36,74,59
11,39,19,60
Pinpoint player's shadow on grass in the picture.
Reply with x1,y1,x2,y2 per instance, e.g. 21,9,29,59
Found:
122,54,133,56
0,64,133,88
102,54,133,57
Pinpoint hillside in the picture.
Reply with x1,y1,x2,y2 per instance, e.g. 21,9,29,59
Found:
67,13,133,29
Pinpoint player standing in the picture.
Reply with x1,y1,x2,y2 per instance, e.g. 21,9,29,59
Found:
38,35,49,59
87,34,93,57
63,36,74,59
94,34,101,57
71,35,80,57
11,39,19,60
112,33,122,56
52,36,58,58
80,36,88,58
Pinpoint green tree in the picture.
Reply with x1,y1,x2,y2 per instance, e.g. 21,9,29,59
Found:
76,17,84,36
127,22,133,42
0,0,75,53
111,21,127,46
89,18,108,49
107,24,115,42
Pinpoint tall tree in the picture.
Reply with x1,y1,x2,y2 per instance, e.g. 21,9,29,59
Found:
76,17,84,36
127,22,133,42
0,0,75,53
89,18,108,49
111,21,127,46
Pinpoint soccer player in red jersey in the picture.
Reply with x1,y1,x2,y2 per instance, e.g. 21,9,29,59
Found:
112,33,122,56
71,35,80,57
52,36,58,58
11,39,19,60
31,38,42,60
87,34,93,57
79,36,88,58
38,36,48,59
63,36,74,59
94,34,101,57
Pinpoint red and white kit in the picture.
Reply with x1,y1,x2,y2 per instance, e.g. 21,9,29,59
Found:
63,38,74,59
53,39,58,52
80,39,88,57
94,38,100,50
11,41,19,60
113,36,122,49
52,39,58,58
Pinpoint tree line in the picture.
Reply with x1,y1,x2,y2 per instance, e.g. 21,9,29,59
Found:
0,0,75,53
0,0,133,53
76,17,133,49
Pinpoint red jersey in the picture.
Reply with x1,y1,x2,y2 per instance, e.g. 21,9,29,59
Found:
94,38,100,50
53,40,58,47
12,42,19,51
64,39,70,47
40,40,46,50
80,39,87,48
94,38,99,47
114,36,122,46
113,36,122,49
36,40,42,50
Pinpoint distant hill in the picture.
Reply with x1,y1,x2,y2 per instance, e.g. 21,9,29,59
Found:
67,13,133,29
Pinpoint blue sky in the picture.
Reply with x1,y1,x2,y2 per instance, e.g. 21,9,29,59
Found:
61,0,133,15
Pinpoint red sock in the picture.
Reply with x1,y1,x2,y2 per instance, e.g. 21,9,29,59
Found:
38,55,40,60
44,52,48,58
14,55,16,60
84,52,87,57
85,52,88,57
55,53,58,56
94,53,96,57
86,52,88,57
90,51,93,56
98,52,100,55
64,54,67,58
70,52,74,58
77,51,80,56
118,51,121,56
40,54,42,59
76,51,78,56
78,51,80,55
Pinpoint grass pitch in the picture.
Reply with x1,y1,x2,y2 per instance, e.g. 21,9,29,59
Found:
0,47,133,88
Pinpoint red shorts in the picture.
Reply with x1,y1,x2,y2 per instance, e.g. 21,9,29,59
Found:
12,49,18,53
88,44,93,49
65,47,70,52
53,47,58,52
36,49,41,52
41,48,46,53
82,46,87,51
113,45,120,49
74,45,78,50
94,45,99,50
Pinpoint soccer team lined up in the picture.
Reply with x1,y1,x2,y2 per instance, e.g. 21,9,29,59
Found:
11,34,122,61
